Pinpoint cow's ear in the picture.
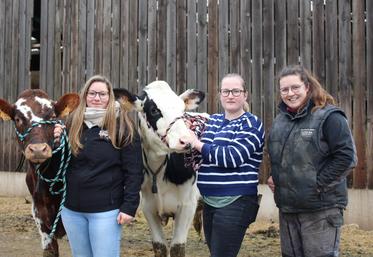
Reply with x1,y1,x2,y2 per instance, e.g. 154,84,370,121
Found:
54,93,80,118
0,98,14,121
179,89,205,111
114,88,137,111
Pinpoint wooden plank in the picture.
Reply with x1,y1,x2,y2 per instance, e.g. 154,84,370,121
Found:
120,0,129,89
78,0,87,90
176,0,186,93
325,0,338,98
240,0,251,102
94,0,103,75
128,0,138,92
40,0,48,91
24,0,34,91
146,0,156,84
53,0,62,97
157,0,167,81
251,0,262,117
218,0,229,81
229,0,239,73
11,0,19,171
46,0,56,96
4,0,13,171
207,0,219,114
286,0,298,65
338,0,352,124
111,0,120,88
312,0,325,85
166,0,176,88
352,0,367,188
18,0,26,91
197,0,207,112
262,0,274,182
102,0,111,78
86,0,95,79
338,0,353,188
187,0,196,90
138,0,148,88
0,0,5,170
70,0,79,91
11,0,19,100
147,0,157,83
62,0,71,92
299,0,312,68
274,0,286,76
366,0,373,189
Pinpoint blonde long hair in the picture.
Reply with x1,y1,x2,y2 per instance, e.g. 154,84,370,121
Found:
68,75,134,156
277,65,335,112
221,73,250,112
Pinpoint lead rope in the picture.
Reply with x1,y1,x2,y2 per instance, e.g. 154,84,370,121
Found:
142,149,168,193
15,120,70,240
182,113,208,171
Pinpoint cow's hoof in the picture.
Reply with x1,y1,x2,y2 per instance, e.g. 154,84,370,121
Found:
170,243,185,257
43,250,58,257
152,241,167,257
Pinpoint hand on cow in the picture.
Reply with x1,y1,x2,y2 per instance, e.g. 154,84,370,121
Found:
117,212,134,225
267,176,275,193
53,124,65,144
181,130,204,152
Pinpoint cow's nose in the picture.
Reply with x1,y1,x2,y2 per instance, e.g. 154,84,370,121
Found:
25,143,52,163
179,139,192,150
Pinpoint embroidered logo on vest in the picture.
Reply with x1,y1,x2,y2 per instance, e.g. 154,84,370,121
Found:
301,128,314,138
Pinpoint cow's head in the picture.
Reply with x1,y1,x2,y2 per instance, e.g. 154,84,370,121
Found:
0,89,79,163
114,81,205,153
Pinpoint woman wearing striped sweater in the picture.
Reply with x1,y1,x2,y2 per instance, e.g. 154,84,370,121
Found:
183,73,265,257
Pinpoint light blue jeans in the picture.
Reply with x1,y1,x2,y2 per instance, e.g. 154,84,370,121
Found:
61,207,122,257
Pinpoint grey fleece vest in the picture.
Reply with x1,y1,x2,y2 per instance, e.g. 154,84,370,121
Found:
268,104,348,213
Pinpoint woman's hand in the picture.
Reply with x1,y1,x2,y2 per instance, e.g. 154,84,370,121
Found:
117,212,134,225
181,130,204,152
267,176,275,193
54,124,65,144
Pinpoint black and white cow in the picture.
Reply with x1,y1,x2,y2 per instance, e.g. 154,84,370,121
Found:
0,89,79,257
115,81,208,257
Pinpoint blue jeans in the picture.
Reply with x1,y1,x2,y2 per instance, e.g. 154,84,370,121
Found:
61,207,121,257
203,195,259,257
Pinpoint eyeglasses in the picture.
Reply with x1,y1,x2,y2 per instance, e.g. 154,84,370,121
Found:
279,84,304,95
87,90,109,99
220,89,246,97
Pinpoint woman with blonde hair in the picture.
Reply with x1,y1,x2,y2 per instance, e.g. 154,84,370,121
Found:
55,75,143,257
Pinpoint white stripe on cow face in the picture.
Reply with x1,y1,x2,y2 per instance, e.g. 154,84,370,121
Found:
35,96,53,110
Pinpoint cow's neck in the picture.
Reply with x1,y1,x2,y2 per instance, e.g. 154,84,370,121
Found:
142,143,168,172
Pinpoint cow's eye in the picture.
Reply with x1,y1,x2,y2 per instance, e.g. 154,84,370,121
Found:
150,107,160,116
15,117,22,124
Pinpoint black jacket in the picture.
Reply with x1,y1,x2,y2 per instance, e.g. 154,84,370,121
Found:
268,100,357,213
64,125,143,217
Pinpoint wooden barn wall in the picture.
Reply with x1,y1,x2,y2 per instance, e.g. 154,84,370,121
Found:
0,0,372,190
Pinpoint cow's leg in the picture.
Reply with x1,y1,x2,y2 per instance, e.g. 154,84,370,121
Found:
32,202,59,257
142,205,168,257
43,239,59,257
170,202,198,257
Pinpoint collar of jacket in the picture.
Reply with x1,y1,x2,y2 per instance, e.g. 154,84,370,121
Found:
278,98,315,120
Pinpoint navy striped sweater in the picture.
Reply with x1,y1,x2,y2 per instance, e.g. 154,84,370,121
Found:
197,112,265,196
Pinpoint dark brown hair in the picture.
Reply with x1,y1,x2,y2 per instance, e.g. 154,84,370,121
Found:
277,65,335,112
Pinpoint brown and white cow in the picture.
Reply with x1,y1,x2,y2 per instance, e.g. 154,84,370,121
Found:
115,81,208,257
0,89,79,257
